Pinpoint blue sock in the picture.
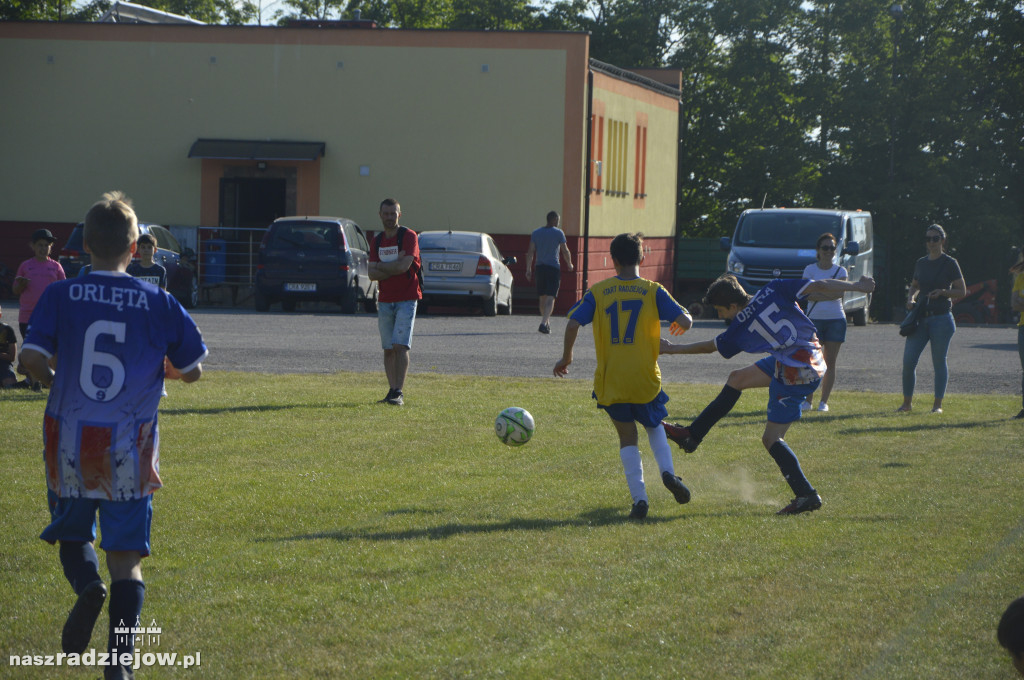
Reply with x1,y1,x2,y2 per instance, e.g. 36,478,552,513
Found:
689,385,742,442
108,579,146,661
59,541,102,595
768,440,815,497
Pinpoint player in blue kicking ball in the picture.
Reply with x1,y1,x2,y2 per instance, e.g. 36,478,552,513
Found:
20,191,207,680
554,232,693,520
660,273,874,515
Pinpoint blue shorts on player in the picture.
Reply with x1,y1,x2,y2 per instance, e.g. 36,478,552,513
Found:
41,491,153,556
596,390,670,428
755,356,820,425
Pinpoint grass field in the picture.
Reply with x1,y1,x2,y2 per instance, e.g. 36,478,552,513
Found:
1,371,1022,679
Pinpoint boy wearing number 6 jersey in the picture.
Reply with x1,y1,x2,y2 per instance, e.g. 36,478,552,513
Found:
21,191,207,680
554,233,693,520
660,273,874,515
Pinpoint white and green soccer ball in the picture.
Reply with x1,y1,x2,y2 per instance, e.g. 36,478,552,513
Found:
495,407,535,446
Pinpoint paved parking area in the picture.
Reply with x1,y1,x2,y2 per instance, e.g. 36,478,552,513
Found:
186,308,1022,398
5,300,1017,397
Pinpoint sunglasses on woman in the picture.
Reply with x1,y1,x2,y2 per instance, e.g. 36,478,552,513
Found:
818,245,836,251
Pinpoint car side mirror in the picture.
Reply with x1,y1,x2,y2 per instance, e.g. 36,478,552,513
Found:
842,241,860,256
720,236,732,252
504,256,518,265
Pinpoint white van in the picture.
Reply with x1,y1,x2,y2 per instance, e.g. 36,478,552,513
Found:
719,208,874,325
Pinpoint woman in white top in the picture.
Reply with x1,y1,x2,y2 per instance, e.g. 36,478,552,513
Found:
801,233,848,411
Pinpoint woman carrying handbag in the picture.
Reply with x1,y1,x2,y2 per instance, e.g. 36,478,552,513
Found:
897,224,966,414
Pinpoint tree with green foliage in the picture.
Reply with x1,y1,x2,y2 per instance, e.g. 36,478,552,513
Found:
545,0,678,67
659,0,1022,318
3,0,1020,318
667,0,816,236
341,0,452,28
1,0,104,21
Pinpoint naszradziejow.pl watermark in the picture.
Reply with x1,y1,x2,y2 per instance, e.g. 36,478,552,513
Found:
8,616,201,670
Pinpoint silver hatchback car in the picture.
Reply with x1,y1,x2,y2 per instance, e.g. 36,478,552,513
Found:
418,230,516,316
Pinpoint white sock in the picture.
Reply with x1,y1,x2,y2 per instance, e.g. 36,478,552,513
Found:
619,446,647,502
646,424,675,475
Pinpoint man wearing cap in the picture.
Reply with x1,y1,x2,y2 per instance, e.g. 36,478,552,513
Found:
13,229,65,388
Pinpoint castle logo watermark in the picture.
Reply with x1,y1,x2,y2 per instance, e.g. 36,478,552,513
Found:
9,616,200,671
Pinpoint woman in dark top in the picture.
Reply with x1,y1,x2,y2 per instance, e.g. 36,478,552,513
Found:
898,224,966,413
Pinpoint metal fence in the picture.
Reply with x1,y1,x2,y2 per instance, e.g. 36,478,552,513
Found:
196,227,265,305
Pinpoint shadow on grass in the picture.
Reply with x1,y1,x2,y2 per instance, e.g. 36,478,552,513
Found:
837,417,1008,435
267,506,686,543
160,401,366,416
0,390,46,401
383,507,445,517
663,409,764,422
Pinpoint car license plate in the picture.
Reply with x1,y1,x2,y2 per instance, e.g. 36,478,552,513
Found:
429,262,462,272
284,283,316,292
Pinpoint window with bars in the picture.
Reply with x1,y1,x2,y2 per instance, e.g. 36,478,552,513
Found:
634,114,648,204
605,118,629,198
590,111,605,196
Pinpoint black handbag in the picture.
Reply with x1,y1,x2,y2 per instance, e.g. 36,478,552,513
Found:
899,299,925,336
901,257,954,336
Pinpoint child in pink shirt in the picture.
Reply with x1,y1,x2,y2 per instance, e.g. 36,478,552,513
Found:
13,229,66,387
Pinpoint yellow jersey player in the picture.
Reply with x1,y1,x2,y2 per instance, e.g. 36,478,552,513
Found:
554,233,692,519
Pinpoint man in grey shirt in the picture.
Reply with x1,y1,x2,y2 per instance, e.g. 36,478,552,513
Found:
525,211,574,334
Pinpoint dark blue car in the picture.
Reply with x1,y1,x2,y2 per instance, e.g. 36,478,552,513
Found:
254,216,378,314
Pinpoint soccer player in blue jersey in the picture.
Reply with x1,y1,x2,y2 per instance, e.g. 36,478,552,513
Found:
21,191,207,680
660,273,874,515
554,233,693,519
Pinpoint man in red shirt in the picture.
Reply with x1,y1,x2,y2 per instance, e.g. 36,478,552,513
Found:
368,198,422,406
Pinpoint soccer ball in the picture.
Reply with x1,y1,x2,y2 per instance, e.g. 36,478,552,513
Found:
495,407,535,446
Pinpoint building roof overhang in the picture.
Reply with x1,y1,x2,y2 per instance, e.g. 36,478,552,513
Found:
187,139,326,161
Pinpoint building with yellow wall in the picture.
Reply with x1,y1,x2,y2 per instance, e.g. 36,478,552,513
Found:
0,22,680,309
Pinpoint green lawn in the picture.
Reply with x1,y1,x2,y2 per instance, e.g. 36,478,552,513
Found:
2,372,1022,679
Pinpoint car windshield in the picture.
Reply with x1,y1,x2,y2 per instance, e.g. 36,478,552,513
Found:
735,213,842,248
269,224,339,250
419,233,482,253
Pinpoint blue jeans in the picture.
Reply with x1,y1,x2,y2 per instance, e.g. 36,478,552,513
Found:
902,312,956,402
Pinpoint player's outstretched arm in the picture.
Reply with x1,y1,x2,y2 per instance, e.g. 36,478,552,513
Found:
660,338,718,355
669,311,692,336
804,276,875,300
554,320,581,376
